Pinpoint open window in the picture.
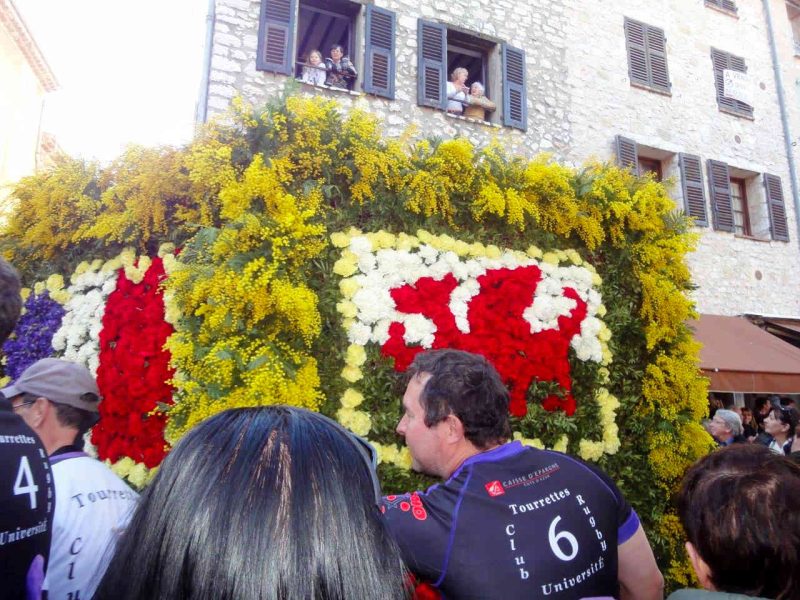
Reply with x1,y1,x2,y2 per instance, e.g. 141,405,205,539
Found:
707,160,789,241
417,20,526,130
294,0,360,88
256,0,396,99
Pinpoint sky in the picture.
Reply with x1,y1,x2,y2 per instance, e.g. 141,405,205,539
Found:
16,0,209,163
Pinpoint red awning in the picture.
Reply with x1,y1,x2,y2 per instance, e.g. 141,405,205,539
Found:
689,314,800,393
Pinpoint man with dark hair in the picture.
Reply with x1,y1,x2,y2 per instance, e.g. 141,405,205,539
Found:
0,258,55,600
669,444,800,599
382,348,663,599
3,358,137,600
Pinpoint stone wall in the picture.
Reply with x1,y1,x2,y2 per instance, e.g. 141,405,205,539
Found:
562,0,800,316
204,0,800,317
206,0,571,156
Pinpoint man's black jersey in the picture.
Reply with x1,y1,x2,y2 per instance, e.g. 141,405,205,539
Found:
0,397,54,600
382,441,639,599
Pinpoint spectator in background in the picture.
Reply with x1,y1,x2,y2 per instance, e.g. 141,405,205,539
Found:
739,407,757,439
708,409,745,446
761,400,798,456
446,67,469,114
300,49,326,86
668,444,800,600
0,258,55,600
94,406,408,600
324,44,357,90
463,81,496,121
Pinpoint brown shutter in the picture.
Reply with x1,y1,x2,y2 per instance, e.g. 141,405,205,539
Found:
615,135,639,175
707,159,734,232
624,18,649,87
711,48,753,117
646,25,670,92
706,0,738,13
679,153,708,226
764,174,790,241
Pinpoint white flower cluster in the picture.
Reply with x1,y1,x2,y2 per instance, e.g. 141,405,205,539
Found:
51,261,119,376
341,235,607,364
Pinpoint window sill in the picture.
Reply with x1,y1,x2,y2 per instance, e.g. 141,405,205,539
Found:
296,80,363,97
732,233,772,242
718,106,754,121
630,82,672,97
444,112,502,129
704,3,738,18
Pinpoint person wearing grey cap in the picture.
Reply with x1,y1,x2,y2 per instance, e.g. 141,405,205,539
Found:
708,409,745,446
2,358,138,600
0,258,55,600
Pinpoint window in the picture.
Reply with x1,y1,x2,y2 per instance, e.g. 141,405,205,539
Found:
730,178,751,236
707,159,789,241
256,0,397,99
638,158,663,181
705,0,738,15
710,48,753,118
623,18,670,94
417,20,527,130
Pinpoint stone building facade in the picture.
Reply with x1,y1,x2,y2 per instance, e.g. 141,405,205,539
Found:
198,0,800,319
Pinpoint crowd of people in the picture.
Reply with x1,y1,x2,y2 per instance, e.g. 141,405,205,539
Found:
706,395,800,461
2,254,799,600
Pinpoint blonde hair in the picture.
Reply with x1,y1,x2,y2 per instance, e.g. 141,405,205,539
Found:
450,67,468,82
308,49,322,62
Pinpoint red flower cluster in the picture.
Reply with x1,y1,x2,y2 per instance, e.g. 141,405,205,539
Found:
381,266,587,416
92,258,175,467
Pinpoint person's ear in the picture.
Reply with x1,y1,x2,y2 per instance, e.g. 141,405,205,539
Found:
27,397,49,429
443,414,465,444
685,541,715,591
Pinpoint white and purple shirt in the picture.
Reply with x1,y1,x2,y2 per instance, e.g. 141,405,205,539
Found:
43,449,138,600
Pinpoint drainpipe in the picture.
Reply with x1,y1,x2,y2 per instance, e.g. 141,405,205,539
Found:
195,0,216,124
762,0,800,246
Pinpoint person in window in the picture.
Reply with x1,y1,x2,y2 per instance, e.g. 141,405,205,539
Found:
324,45,357,90
301,49,326,86
463,81,496,121
446,67,469,114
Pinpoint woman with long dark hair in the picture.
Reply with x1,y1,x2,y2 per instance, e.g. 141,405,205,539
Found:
94,406,409,600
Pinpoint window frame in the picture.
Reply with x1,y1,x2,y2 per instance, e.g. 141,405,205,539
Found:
730,177,752,237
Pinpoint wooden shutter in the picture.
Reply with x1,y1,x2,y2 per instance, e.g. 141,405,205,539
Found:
615,135,639,175
679,153,708,226
646,24,670,91
364,5,396,99
711,48,753,117
256,0,296,74
706,0,737,13
624,18,649,87
707,159,735,232
417,20,446,108
502,43,527,130
764,174,790,241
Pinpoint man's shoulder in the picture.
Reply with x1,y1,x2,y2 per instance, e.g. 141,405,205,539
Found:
52,455,137,494
668,589,770,600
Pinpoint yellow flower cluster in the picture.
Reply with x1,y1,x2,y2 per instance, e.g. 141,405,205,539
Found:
107,457,158,489
163,152,327,441
31,273,70,305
